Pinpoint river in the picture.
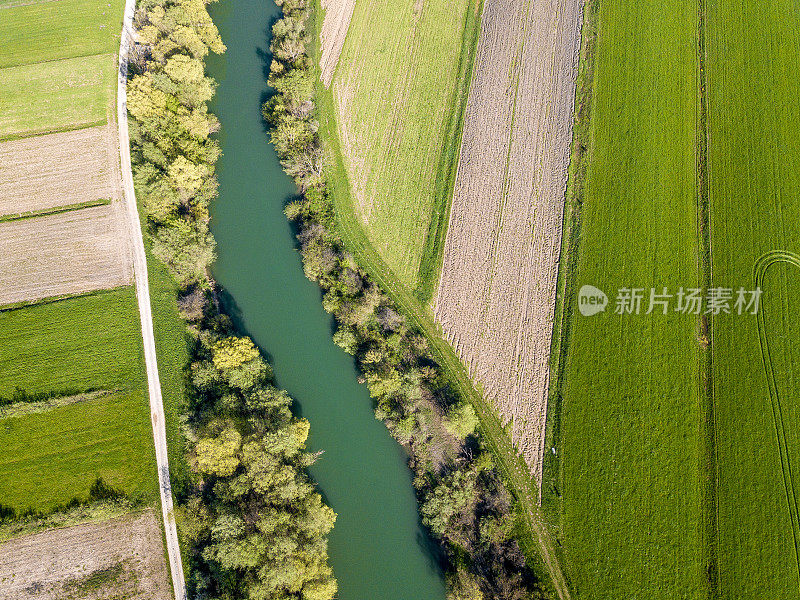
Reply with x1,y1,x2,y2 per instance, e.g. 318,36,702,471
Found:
204,1,447,598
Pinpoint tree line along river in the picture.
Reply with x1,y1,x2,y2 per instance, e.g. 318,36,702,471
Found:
205,0,447,598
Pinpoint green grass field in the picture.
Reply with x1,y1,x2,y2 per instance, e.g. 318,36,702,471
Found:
0,0,163,524
557,1,705,598
706,1,800,595
0,390,156,512
144,221,192,490
0,0,123,68
0,288,145,399
331,0,480,295
0,53,114,140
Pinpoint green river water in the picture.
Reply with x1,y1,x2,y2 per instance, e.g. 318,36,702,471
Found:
205,1,447,598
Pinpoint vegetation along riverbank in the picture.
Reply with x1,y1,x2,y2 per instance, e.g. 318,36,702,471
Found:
127,0,337,597
264,0,554,598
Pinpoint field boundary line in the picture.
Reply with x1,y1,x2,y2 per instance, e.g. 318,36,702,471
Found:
0,49,120,71
0,285,130,312
0,119,108,143
0,0,64,9
696,0,719,595
542,0,593,542
414,0,483,303
117,2,187,599
0,198,111,223
754,250,800,583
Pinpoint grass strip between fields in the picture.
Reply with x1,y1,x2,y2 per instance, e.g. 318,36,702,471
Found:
696,0,718,594
542,0,597,531
0,198,111,223
413,0,483,304
0,390,113,419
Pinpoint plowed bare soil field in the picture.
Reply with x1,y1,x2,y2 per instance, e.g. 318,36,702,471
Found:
434,0,583,481
0,125,120,216
0,203,132,305
0,510,170,600
319,0,355,86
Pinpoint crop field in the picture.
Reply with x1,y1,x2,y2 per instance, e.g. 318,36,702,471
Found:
0,54,115,140
557,0,705,598
0,203,132,305
0,288,144,399
331,0,479,292
705,1,800,595
0,390,155,512
0,0,123,68
0,510,170,599
434,0,582,482
0,126,120,216
318,0,355,86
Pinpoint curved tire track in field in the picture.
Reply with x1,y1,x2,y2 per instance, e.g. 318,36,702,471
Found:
117,2,187,598
754,250,800,581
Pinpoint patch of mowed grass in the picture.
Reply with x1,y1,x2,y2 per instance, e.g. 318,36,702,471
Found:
0,0,124,68
559,1,705,598
0,390,157,512
706,1,800,596
330,0,479,293
0,53,114,141
0,287,145,399
142,218,192,493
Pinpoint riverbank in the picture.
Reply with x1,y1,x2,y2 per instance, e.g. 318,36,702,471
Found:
205,0,448,597
264,1,564,597
126,0,337,597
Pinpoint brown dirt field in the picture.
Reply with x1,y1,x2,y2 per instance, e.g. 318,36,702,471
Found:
434,0,584,488
0,203,132,305
0,125,121,216
319,0,356,87
0,509,171,600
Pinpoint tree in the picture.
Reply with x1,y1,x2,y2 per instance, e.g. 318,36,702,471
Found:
195,426,242,476
444,403,480,440
212,336,260,370
127,76,169,121
167,155,209,195
151,218,215,285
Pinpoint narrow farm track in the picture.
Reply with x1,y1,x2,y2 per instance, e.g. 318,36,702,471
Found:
754,250,800,582
117,2,187,598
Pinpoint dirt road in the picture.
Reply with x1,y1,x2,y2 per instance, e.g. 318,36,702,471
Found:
117,2,187,598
